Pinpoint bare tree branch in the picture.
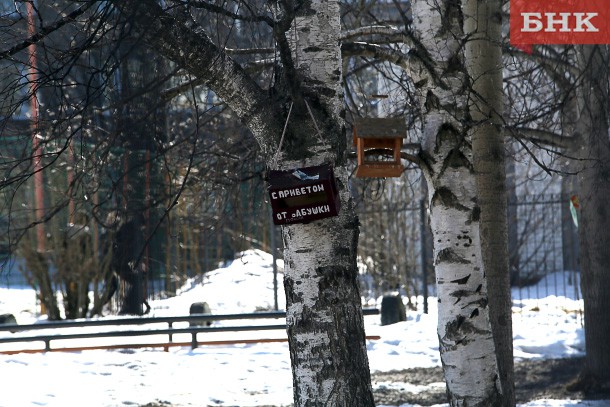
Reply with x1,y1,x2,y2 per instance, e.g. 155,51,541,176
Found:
0,3,95,60
340,25,405,41
508,126,581,150
186,0,275,26
341,40,440,88
109,0,284,160
342,41,412,70
225,47,275,55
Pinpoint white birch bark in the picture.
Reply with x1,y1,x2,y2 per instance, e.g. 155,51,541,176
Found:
464,0,514,404
290,0,343,122
412,0,502,404
281,1,375,405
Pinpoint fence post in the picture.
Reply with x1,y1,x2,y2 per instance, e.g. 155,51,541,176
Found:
191,332,198,349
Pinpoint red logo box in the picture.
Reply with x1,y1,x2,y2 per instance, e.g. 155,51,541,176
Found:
511,0,610,47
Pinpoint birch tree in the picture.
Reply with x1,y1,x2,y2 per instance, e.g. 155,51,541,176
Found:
2,1,374,403
341,7,511,403
464,1,514,404
127,0,508,403
108,0,376,404
2,0,517,404
340,2,515,399
409,0,504,404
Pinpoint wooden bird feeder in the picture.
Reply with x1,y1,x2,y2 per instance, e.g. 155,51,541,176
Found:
353,117,405,178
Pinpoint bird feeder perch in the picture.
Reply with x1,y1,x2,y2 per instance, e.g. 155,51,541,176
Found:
353,117,405,178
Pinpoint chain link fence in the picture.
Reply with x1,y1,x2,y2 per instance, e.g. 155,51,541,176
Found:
355,193,582,315
2,193,582,318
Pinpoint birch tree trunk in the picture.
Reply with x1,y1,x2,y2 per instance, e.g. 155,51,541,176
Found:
279,2,375,404
412,0,503,404
111,0,375,404
463,1,515,405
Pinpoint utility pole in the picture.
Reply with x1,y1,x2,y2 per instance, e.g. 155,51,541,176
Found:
27,1,46,315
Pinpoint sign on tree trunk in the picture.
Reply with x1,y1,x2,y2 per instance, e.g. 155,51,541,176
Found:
267,164,340,225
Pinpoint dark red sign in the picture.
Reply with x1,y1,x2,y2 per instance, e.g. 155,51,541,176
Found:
267,164,340,225
511,0,610,48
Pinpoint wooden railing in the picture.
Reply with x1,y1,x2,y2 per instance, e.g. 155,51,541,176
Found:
0,309,380,354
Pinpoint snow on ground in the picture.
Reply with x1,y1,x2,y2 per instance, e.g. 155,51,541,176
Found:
0,250,604,407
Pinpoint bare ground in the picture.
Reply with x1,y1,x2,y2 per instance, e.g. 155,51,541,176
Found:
142,357,610,406
371,357,610,406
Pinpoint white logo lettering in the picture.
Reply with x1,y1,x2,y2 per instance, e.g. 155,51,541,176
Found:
545,13,571,32
574,13,599,32
521,12,599,33
522,13,543,32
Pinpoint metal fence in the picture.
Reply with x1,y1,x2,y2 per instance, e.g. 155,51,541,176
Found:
508,194,582,314
1,194,582,314
509,193,580,284
0,309,380,354
355,193,582,313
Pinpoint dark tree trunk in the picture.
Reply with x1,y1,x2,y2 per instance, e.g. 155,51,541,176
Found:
111,38,165,315
575,45,610,389
113,213,147,315
119,269,148,315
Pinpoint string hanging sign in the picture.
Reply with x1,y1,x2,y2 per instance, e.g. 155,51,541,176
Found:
267,164,340,225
